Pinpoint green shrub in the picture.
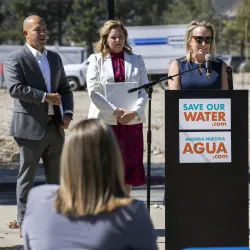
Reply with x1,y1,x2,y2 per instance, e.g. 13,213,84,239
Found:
242,63,250,72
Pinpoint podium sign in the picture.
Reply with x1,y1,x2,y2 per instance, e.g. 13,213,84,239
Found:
165,90,248,249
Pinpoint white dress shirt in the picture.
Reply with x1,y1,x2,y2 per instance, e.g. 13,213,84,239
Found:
26,44,54,115
26,44,73,118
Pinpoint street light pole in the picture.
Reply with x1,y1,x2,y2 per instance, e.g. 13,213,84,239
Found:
107,0,115,20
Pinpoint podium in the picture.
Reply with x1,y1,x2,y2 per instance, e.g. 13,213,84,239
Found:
165,90,249,249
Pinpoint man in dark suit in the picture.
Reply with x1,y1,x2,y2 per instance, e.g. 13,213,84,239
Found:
4,15,74,236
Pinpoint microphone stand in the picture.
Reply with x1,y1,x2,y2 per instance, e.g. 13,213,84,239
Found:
128,64,204,211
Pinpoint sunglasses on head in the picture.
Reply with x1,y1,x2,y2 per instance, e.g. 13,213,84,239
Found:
192,36,213,44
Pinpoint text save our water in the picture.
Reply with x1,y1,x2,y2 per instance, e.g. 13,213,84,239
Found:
179,99,231,130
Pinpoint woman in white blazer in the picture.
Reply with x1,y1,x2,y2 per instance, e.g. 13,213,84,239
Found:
87,20,148,194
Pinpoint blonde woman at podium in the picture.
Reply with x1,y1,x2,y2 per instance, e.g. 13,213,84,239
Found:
168,20,229,90
87,20,149,195
164,20,229,205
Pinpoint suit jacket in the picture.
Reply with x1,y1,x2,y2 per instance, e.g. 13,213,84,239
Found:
86,52,148,125
4,45,74,140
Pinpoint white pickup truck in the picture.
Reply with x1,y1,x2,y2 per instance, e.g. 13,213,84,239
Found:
64,59,89,91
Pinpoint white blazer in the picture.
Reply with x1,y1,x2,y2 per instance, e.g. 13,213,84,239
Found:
86,51,148,125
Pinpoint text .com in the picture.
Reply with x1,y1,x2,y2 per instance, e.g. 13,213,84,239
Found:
212,122,227,127
213,154,228,159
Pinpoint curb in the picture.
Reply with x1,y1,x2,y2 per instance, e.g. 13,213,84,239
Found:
0,165,166,190
2,169,250,189
2,171,250,189
0,175,165,191
0,247,23,249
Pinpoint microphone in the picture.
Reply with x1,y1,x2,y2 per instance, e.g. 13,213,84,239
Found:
127,87,139,93
205,54,212,78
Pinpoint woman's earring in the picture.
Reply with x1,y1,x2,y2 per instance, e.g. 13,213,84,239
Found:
189,50,192,59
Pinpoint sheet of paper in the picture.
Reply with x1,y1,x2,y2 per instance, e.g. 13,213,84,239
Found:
105,82,138,110
60,104,64,120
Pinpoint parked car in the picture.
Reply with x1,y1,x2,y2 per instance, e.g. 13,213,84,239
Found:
63,59,89,91
55,46,89,91
0,45,88,91
227,56,250,73
237,60,250,72
216,54,232,67
213,55,249,73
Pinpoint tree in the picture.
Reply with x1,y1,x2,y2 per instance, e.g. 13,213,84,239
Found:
162,0,193,25
163,0,219,25
221,0,250,56
0,0,11,43
222,20,240,55
162,0,222,51
67,0,105,56
0,0,73,45
115,0,172,26
235,0,250,56
114,0,150,25
0,0,31,44
150,0,173,25
27,0,73,46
